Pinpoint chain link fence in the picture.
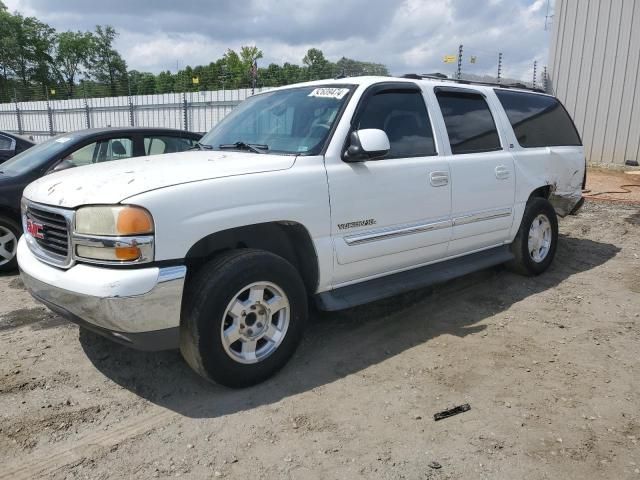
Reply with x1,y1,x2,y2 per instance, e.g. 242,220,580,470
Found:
0,87,269,142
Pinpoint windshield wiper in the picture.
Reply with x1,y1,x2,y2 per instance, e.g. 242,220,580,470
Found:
190,142,213,151
219,141,268,154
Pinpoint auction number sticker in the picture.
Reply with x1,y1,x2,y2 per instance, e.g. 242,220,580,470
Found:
308,88,350,100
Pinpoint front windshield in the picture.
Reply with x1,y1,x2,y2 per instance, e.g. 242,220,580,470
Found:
199,85,354,155
0,135,74,176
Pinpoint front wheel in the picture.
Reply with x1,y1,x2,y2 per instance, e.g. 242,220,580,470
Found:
180,249,308,388
508,198,559,276
0,215,20,273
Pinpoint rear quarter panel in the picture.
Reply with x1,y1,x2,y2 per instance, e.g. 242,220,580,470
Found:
518,146,585,210
486,89,585,238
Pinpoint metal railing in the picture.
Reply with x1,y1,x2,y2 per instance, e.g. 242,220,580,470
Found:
0,88,266,142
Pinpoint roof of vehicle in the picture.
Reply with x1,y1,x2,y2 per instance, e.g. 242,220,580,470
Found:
52,126,201,140
267,75,554,97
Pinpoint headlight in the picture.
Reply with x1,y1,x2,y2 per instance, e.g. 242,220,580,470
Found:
73,205,154,264
75,206,153,236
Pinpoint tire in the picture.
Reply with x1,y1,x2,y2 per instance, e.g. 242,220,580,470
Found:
0,215,20,273
508,198,559,276
180,249,308,388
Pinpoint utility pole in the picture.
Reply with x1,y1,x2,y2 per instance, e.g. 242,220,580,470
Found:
544,0,554,31
543,66,548,92
127,72,134,126
45,87,54,137
13,87,23,135
456,44,463,80
250,59,257,96
497,52,503,84
532,60,538,88
82,80,91,129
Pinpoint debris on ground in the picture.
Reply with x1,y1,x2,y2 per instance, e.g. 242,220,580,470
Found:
433,404,471,421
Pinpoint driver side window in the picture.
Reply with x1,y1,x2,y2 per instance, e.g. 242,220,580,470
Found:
356,90,437,159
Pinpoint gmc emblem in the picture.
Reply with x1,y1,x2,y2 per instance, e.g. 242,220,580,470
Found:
26,219,45,239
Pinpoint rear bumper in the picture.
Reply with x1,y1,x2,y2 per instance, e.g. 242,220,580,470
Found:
17,237,185,351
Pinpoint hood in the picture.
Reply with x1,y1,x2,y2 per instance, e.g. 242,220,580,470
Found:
23,150,296,208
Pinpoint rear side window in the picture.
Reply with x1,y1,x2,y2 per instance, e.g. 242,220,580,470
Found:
436,90,501,154
355,90,436,158
494,90,582,148
0,134,13,150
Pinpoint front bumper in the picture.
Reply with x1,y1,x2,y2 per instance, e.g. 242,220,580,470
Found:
17,237,185,351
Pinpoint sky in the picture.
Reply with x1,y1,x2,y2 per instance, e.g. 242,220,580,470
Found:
4,0,554,82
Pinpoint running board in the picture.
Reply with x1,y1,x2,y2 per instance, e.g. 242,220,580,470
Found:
315,246,514,311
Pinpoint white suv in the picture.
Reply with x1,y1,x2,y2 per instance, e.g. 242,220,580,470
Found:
17,76,586,387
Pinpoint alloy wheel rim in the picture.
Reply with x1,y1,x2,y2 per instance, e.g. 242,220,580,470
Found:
220,281,290,364
528,214,552,263
0,226,17,267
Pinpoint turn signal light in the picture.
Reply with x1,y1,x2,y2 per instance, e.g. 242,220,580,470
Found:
116,208,153,235
115,246,141,260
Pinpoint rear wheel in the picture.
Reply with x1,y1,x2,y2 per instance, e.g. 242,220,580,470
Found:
180,249,307,388
508,198,558,276
0,216,20,273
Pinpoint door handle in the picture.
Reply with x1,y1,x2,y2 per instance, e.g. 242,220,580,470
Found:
430,171,449,187
495,165,510,180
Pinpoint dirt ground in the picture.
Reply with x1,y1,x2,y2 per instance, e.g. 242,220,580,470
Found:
1,199,639,480
585,168,640,203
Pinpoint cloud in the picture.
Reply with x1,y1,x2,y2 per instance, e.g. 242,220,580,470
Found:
5,0,552,80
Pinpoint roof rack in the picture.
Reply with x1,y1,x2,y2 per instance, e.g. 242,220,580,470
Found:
400,73,547,94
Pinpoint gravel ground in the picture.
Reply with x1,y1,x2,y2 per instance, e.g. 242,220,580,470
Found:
1,200,639,480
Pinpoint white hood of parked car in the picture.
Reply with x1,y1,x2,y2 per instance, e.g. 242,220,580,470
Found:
23,150,296,208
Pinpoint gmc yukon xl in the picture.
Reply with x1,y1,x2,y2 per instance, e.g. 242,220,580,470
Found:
17,76,585,387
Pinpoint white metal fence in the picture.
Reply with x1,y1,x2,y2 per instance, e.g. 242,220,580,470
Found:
0,88,267,143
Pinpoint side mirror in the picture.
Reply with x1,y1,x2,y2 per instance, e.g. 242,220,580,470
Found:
51,159,75,173
343,129,390,162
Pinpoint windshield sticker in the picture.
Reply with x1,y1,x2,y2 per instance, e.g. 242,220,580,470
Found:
55,137,72,143
308,88,350,100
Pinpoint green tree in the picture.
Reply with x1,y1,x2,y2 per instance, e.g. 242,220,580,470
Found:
28,18,56,96
90,25,128,96
128,70,156,95
0,6,17,100
335,57,389,77
281,62,304,85
222,49,244,88
8,13,55,97
239,45,262,88
240,46,263,63
262,63,284,87
155,70,175,93
54,31,96,98
302,48,331,80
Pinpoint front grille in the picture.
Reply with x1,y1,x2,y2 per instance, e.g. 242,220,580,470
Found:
25,203,72,267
